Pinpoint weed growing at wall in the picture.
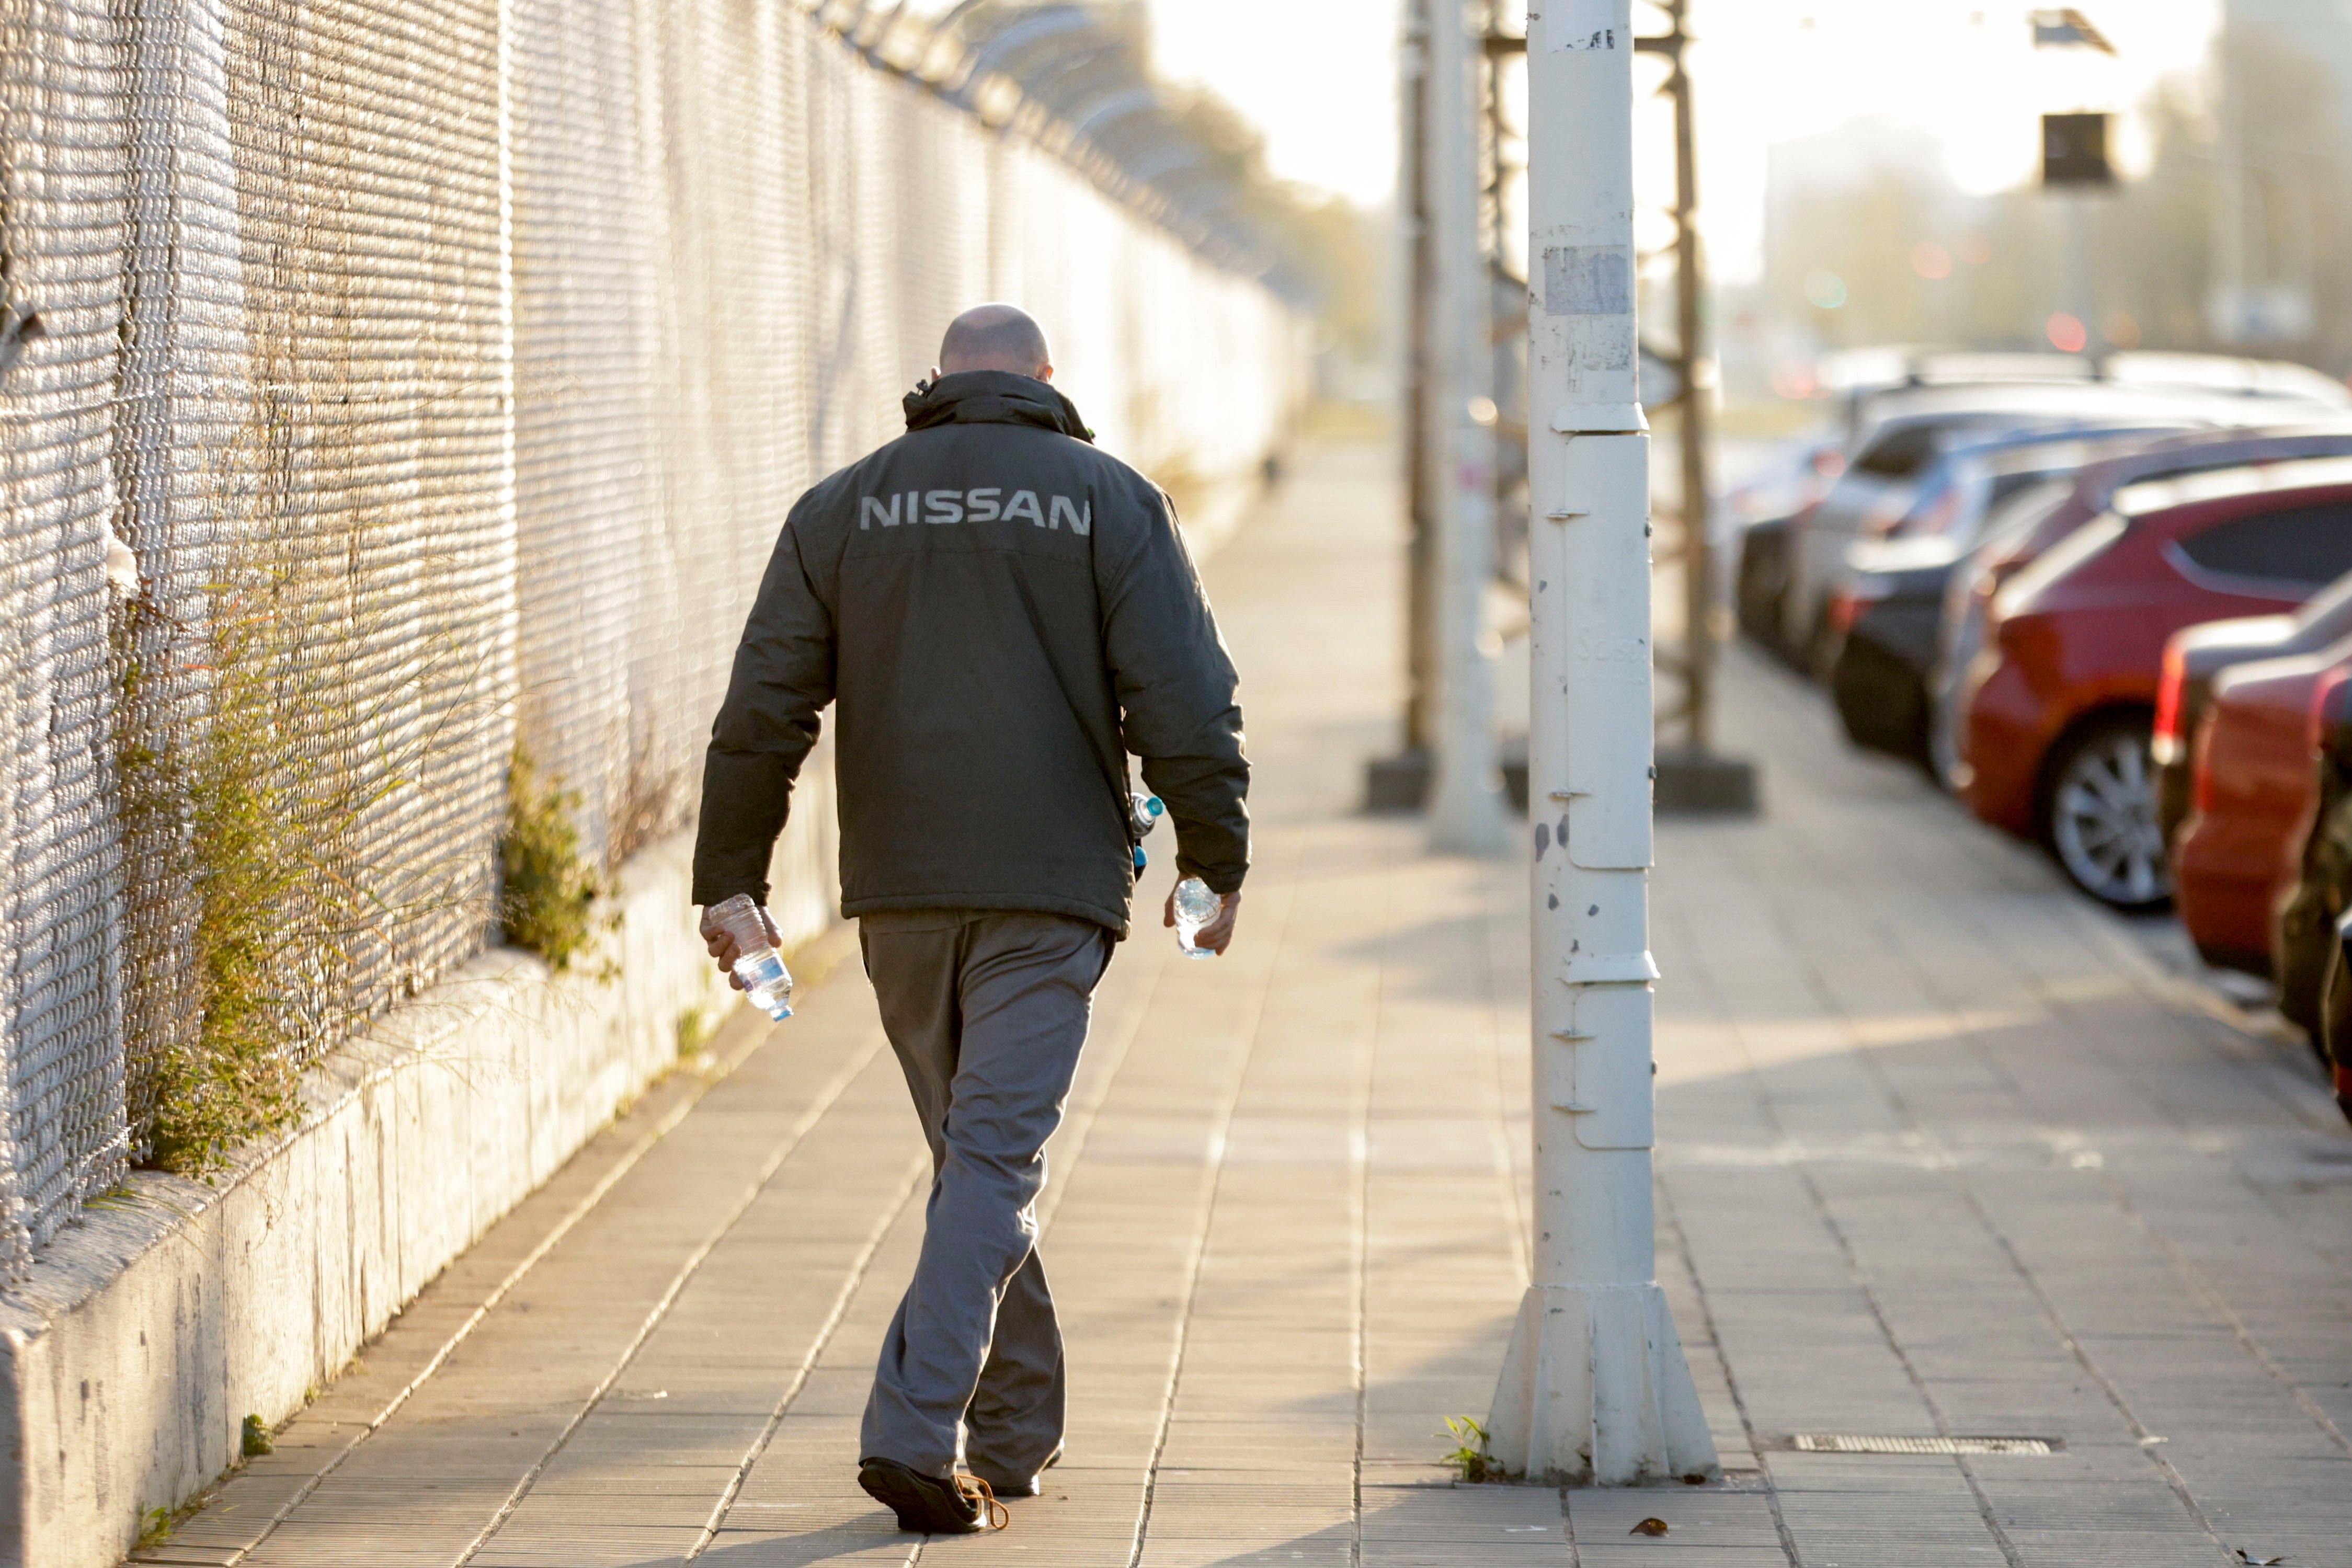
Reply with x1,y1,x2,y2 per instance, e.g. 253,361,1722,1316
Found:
499,750,611,973
114,430,503,1175
115,588,299,1174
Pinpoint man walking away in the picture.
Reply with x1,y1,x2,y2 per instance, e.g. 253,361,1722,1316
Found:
691,304,1249,1535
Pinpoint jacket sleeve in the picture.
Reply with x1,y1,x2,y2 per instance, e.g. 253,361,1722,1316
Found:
691,505,836,906
1100,483,1250,895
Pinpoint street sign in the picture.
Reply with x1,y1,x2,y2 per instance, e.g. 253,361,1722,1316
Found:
2043,112,2115,187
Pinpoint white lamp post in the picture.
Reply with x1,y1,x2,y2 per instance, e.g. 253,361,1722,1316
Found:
1486,0,1717,1485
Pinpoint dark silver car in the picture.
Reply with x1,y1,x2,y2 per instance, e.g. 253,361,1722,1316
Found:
1778,358,2352,673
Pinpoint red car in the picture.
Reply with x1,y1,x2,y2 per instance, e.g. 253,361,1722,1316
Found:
1961,457,2352,907
2174,635,2352,976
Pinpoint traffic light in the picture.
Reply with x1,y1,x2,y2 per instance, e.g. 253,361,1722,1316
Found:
2042,112,2115,188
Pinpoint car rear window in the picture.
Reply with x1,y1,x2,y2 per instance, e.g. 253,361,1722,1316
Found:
2175,504,2352,588
1852,424,1939,479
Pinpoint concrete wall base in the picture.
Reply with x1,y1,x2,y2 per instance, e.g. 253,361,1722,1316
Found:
0,828,789,1568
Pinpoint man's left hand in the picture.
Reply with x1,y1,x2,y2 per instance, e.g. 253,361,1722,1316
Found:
1163,886,1241,955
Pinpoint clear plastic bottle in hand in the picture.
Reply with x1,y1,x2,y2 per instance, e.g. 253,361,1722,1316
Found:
1173,877,1221,960
707,894,795,1020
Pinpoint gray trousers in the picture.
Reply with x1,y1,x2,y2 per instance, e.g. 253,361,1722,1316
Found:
857,909,1111,1482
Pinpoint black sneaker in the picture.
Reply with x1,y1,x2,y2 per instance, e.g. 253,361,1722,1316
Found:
858,1456,1009,1534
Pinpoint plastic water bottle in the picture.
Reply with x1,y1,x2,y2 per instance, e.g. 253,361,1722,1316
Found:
1172,876,1221,960
1129,792,1164,872
707,894,794,1020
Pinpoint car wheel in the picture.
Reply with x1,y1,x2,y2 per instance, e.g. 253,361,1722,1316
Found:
2043,716,2172,910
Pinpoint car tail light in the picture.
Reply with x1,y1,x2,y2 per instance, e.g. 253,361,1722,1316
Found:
1827,579,1889,635
1828,588,1858,634
2152,641,2188,764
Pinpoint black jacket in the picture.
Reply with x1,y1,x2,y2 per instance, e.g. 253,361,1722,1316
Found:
691,371,1249,935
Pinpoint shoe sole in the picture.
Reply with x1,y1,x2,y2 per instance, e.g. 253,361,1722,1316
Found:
858,1461,987,1535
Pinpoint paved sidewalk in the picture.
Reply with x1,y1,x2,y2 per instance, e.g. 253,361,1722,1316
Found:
133,441,2350,1567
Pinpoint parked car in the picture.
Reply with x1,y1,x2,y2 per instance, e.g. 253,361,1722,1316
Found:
1829,429,2182,768
2173,631,2352,989
1732,434,1844,661
1779,368,2352,672
1931,426,2352,791
1958,457,2352,907
2271,662,2352,1052
2152,574,2352,850
1786,385,2165,669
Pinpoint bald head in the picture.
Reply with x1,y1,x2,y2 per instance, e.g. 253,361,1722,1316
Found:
938,304,1053,381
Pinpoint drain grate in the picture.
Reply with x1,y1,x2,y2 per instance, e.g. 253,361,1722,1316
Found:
1789,1434,2057,1456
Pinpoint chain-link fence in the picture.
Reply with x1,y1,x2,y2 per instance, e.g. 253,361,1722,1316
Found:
0,0,1306,1276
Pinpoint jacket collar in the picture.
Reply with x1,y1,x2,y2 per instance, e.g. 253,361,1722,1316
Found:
903,370,1094,443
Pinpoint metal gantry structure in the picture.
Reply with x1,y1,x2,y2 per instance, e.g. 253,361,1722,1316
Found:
1424,0,1514,852
1380,0,1749,821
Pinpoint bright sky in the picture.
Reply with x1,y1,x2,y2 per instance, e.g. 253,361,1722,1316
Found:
1140,0,2225,283
1144,0,1403,206
880,2,2227,283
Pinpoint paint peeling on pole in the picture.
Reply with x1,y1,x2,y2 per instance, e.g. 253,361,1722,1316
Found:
1487,0,1718,1486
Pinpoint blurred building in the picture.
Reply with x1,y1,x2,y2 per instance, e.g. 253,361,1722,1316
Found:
2229,0,2352,117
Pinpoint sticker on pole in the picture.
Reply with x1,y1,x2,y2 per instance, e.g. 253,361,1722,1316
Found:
1543,246,1632,317
1536,0,1619,51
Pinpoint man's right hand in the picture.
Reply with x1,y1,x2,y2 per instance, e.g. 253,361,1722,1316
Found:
699,902,781,991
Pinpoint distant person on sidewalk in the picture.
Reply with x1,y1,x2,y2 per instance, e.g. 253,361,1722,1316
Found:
691,304,1249,1535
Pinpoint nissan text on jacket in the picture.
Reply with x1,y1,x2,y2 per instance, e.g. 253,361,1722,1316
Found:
691,370,1250,936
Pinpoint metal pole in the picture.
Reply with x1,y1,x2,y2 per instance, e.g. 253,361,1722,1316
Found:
1403,0,1437,756
1488,0,1716,1485
2211,29,2246,344
1427,0,1511,854
1665,0,1712,754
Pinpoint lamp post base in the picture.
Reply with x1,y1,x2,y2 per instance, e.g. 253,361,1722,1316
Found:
1486,1281,1720,1485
